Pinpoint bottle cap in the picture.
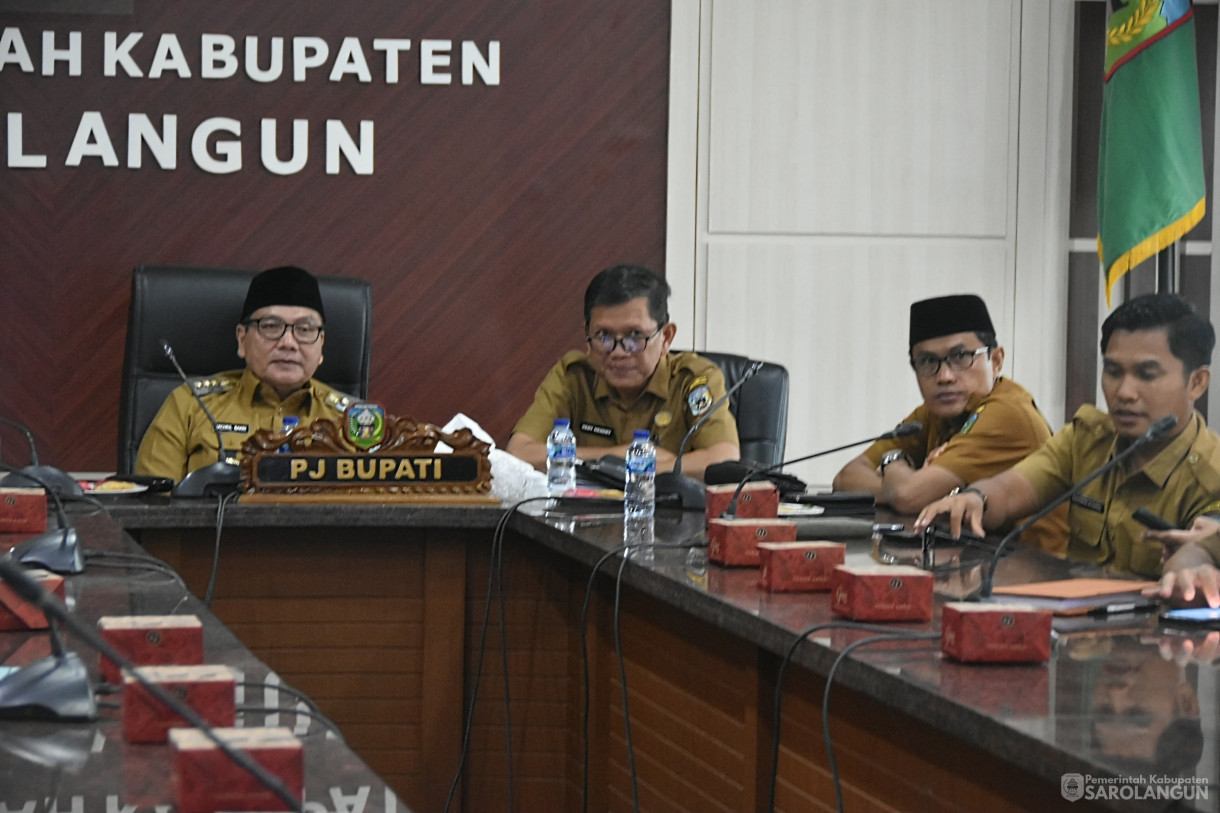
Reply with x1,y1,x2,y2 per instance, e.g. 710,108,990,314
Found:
554,418,571,429
633,429,651,441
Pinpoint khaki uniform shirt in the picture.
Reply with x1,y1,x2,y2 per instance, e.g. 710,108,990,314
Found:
863,376,1068,554
135,368,353,481
512,351,739,455
1014,406,1220,577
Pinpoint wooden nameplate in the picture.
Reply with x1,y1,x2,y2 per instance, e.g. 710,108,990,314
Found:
239,403,496,504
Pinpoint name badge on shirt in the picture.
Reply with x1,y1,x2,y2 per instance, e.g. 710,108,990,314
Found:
215,423,250,434
579,421,614,438
1071,493,1104,513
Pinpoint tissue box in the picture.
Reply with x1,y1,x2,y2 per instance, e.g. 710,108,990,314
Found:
123,665,236,743
170,727,303,813
941,602,1052,663
0,488,47,534
708,518,796,566
0,568,64,630
831,565,933,622
704,482,779,521
97,615,204,683
758,541,845,592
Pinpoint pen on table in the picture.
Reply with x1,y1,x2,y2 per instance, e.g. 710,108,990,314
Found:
1086,601,1159,617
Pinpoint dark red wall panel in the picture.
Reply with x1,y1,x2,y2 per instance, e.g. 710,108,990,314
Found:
0,0,670,470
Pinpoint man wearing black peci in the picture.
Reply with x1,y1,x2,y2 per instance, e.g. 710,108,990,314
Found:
833,293,1066,553
136,266,354,482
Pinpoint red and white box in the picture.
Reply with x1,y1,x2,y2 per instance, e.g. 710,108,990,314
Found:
0,568,63,631
704,482,779,522
941,602,1052,663
97,615,204,684
831,565,933,622
123,664,237,743
757,541,845,592
0,487,47,534
170,727,303,813
708,518,795,567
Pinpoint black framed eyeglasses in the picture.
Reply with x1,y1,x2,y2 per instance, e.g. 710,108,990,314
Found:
910,346,989,378
585,326,663,355
243,316,324,344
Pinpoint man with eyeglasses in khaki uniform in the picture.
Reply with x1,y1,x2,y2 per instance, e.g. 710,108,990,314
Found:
507,264,739,482
135,265,353,482
833,294,1067,554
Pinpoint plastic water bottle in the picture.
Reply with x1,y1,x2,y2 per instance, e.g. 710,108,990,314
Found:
279,415,299,452
624,429,656,560
546,418,577,496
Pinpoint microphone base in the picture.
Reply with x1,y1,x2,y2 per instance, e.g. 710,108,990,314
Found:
0,466,84,498
654,472,706,510
9,528,83,574
0,653,97,721
173,462,242,498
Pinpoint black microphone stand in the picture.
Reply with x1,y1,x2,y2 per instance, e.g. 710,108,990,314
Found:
655,361,764,510
160,341,242,498
0,594,96,721
0,416,84,498
0,558,302,811
978,414,1179,598
0,462,83,574
722,422,923,517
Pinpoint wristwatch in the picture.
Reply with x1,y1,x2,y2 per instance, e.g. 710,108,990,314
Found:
879,449,908,474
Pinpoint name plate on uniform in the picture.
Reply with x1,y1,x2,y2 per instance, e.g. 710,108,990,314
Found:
239,402,494,503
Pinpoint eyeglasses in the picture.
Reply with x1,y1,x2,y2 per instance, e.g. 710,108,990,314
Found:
910,346,990,378
243,317,324,344
585,326,663,355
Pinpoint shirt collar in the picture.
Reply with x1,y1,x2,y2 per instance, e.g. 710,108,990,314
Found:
240,367,315,409
1133,410,1201,489
592,353,672,406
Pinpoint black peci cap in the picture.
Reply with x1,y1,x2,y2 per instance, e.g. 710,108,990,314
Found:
909,294,994,348
240,266,326,323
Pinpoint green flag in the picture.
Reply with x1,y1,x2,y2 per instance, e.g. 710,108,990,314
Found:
1097,0,1206,304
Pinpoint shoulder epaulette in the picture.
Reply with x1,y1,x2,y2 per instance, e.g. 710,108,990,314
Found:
188,375,236,396
324,390,355,411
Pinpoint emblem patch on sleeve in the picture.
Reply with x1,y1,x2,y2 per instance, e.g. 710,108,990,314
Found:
687,376,713,417
958,405,985,435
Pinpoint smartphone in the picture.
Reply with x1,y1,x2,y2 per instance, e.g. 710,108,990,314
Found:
1132,507,1174,531
1160,606,1220,628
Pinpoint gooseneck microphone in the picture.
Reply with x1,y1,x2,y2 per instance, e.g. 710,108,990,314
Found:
979,413,1179,598
0,462,83,574
722,421,923,517
655,361,764,509
0,416,84,498
161,340,241,498
0,557,303,810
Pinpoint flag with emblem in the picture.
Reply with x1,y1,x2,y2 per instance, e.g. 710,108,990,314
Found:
1097,0,1206,304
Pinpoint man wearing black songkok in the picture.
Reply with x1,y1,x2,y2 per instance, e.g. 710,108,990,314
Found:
833,293,1066,554
136,266,353,481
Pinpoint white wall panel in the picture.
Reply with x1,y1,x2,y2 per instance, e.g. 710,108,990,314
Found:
707,0,1018,237
706,241,1013,486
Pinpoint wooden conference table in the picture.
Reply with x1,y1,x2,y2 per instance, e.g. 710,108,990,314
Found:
0,509,403,813
100,496,1219,813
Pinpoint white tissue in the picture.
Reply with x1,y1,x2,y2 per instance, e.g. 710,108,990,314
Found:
434,413,549,502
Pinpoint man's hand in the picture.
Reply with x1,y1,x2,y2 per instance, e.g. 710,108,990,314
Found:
1142,514,1220,555
1143,542,1220,608
913,490,986,539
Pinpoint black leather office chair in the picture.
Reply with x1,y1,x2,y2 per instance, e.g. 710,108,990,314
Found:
699,351,789,468
116,265,372,473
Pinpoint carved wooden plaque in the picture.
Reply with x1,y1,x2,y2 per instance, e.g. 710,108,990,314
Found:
239,410,494,504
